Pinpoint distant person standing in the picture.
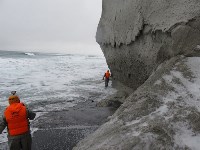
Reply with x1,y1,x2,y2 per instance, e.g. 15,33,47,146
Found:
0,91,36,150
103,70,111,87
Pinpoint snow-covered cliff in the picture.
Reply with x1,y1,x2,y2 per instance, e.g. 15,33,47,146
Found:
74,56,200,150
74,0,200,149
96,0,200,89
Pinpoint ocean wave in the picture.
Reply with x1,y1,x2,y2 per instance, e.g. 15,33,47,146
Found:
24,52,35,56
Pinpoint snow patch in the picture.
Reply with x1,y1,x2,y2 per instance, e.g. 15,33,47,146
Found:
126,119,141,126
154,80,162,85
162,74,173,83
174,124,200,150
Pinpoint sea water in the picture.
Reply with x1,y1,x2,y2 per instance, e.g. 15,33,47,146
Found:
0,50,116,144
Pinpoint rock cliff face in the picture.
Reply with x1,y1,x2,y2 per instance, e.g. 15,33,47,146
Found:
74,56,200,150
73,0,200,150
96,0,200,89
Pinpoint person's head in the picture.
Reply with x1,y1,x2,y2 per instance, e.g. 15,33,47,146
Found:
8,92,20,105
107,70,109,72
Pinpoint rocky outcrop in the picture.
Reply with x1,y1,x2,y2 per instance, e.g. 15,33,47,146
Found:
74,56,200,150
96,0,200,89
73,0,200,150
96,81,133,108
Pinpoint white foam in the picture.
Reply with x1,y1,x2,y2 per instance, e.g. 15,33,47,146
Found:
0,131,8,144
0,53,116,114
0,52,117,147
24,52,35,56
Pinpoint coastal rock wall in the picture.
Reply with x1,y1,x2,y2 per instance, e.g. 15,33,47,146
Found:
74,56,200,150
97,0,200,89
73,1,200,149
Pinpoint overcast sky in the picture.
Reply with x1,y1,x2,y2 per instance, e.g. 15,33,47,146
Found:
0,0,102,54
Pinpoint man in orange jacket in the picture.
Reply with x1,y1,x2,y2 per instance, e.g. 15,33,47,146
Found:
103,70,111,87
0,91,36,150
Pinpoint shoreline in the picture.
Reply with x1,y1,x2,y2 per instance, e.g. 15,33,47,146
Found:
31,97,117,150
0,81,131,150
0,98,116,150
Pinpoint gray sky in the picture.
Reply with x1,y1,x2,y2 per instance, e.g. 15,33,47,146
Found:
0,0,102,54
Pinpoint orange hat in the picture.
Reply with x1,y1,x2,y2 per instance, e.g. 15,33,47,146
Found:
8,95,20,105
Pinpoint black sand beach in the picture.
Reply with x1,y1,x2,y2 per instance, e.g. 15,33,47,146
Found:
31,99,116,150
0,97,116,150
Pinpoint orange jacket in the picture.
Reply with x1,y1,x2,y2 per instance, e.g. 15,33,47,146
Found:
105,71,111,79
4,103,29,136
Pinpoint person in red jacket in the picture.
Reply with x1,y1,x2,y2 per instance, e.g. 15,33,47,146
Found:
0,91,36,150
103,70,111,87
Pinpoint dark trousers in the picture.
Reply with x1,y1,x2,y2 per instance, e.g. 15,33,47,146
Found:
8,133,32,150
105,78,109,87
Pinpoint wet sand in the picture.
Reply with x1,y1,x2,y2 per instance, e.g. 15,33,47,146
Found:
31,100,116,150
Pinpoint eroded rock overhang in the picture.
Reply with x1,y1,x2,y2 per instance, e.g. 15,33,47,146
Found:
96,0,200,89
